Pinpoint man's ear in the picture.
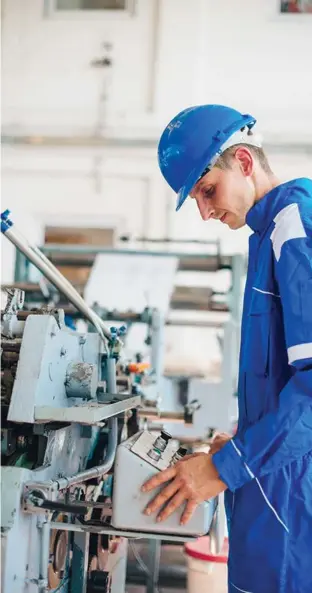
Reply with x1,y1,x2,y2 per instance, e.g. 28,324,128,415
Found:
234,147,254,177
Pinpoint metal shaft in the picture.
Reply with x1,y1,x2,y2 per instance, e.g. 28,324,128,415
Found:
38,519,50,592
3,225,114,345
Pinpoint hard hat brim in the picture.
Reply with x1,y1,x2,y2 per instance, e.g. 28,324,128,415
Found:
175,152,212,212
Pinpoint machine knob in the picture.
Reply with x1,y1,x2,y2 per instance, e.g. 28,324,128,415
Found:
147,448,161,462
171,446,188,465
160,430,172,442
153,431,172,452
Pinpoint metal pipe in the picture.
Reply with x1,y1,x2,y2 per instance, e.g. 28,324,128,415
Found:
38,519,50,592
42,244,220,259
106,357,117,394
134,237,220,246
2,224,114,346
150,309,165,385
56,416,118,491
27,363,120,491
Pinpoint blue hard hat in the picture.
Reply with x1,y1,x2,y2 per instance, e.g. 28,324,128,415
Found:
158,104,257,211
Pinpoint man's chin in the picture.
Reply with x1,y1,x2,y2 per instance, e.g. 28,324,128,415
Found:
226,218,244,230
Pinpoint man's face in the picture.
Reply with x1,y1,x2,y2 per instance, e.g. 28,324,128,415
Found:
190,148,256,230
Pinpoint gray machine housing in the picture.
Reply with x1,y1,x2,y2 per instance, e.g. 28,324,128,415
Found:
112,431,217,536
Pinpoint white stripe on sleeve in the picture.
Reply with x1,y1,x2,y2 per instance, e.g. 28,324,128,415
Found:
288,343,312,364
270,203,306,261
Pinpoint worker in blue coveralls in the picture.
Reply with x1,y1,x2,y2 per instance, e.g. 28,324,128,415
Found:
141,105,312,593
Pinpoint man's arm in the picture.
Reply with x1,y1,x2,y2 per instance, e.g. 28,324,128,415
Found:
213,202,312,492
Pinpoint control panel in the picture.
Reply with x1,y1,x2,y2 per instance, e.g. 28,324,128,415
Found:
112,430,217,536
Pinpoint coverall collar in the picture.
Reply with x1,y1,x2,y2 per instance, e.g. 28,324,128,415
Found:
246,178,308,233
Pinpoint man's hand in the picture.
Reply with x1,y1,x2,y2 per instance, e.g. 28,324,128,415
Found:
209,432,232,455
141,453,227,525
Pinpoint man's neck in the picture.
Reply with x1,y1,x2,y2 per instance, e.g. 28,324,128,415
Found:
254,172,280,204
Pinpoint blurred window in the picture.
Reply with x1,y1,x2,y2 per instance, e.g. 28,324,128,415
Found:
56,0,126,9
280,0,312,12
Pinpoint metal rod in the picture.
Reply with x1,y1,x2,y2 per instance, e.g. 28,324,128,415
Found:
38,519,50,592
42,244,221,258
2,224,114,346
150,309,165,385
134,237,220,246
48,522,193,543
55,416,118,491
2,307,227,328
106,357,117,394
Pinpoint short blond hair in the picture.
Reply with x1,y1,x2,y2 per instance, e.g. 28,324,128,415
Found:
216,143,273,175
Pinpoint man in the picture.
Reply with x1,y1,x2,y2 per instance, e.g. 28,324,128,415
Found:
141,104,312,593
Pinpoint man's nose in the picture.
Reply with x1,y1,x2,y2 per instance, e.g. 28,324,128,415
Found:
196,197,214,221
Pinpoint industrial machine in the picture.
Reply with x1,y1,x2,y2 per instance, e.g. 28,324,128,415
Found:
6,221,245,440
1,210,221,593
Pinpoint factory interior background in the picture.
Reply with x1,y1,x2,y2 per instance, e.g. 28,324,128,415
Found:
1,1,312,593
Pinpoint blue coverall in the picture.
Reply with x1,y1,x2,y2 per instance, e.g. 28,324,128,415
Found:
213,178,312,593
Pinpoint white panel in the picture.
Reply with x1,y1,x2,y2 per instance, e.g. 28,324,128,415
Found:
85,253,177,312
85,253,178,362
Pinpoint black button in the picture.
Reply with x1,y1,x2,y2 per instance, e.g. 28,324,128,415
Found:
160,430,172,442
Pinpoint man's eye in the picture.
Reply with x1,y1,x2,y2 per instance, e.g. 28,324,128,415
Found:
204,187,214,198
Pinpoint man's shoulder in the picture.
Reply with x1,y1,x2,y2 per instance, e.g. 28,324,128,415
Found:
274,177,312,236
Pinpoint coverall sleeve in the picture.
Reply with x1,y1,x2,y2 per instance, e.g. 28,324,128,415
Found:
212,210,312,492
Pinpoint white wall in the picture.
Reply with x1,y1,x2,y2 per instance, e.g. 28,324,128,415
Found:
2,0,312,139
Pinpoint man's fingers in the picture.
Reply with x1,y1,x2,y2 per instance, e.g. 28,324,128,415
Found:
212,434,226,445
144,479,181,516
180,500,198,525
210,433,231,454
211,432,231,444
156,490,187,523
141,466,176,493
